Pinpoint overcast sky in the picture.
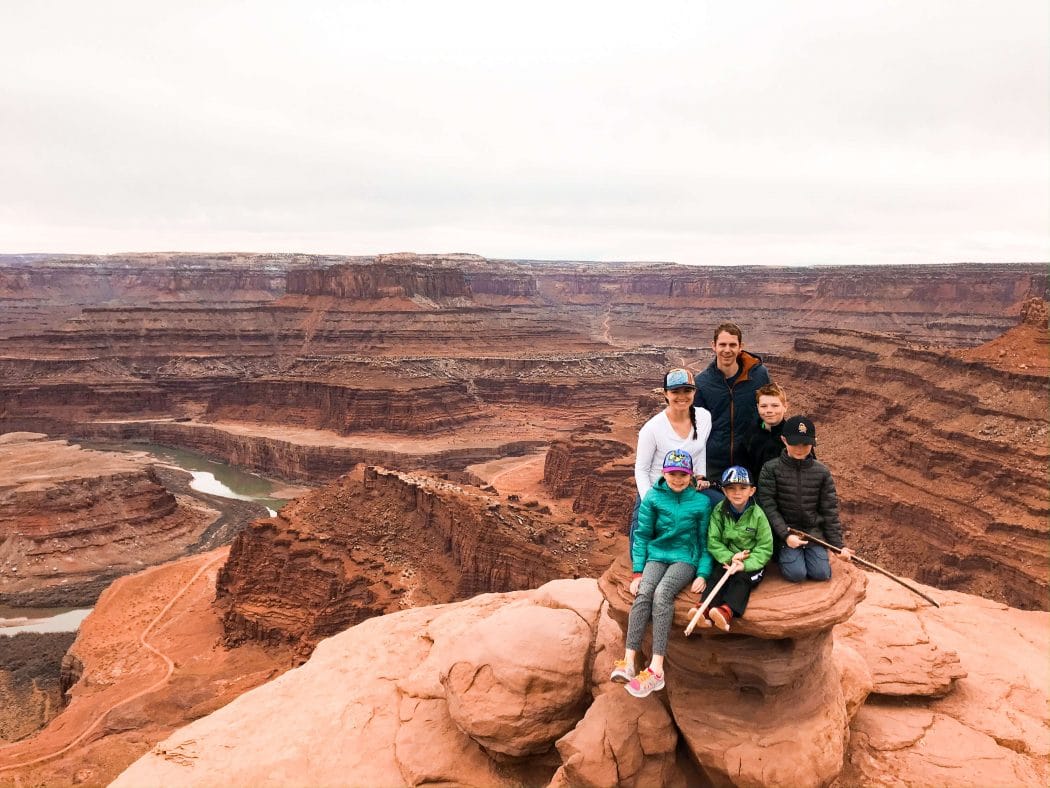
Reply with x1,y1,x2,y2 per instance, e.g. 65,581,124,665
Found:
1,1,1047,265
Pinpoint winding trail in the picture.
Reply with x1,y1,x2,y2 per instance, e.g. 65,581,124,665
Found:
487,453,545,487
0,552,226,773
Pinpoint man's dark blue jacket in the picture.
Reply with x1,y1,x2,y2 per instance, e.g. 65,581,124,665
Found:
692,350,771,482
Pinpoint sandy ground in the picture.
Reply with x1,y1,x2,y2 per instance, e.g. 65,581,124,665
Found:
0,549,289,787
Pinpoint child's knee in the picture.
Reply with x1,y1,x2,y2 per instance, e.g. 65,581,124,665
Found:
778,551,807,583
652,586,677,606
780,563,806,582
808,563,832,581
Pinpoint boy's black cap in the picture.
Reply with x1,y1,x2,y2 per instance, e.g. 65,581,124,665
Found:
783,416,816,446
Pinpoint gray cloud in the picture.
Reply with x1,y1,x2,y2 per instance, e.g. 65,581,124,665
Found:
1,0,1046,264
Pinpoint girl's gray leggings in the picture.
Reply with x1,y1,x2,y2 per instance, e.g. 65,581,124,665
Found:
625,560,695,657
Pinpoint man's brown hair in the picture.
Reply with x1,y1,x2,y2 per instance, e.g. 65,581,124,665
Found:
755,383,787,404
712,322,743,343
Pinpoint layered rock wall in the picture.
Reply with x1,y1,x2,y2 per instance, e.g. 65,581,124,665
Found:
217,467,598,653
204,380,482,433
0,433,213,604
771,327,1049,609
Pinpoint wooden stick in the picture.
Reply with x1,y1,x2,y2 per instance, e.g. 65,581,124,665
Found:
684,564,739,636
786,528,940,608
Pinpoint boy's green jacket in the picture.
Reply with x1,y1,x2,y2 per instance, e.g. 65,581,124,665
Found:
632,478,714,578
707,499,774,573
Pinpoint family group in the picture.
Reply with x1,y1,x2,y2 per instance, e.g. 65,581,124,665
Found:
616,322,854,699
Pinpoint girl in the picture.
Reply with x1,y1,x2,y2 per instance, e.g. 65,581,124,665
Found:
630,368,713,549
611,449,713,698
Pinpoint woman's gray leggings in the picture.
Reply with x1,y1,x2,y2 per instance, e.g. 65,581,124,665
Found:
625,560,695,657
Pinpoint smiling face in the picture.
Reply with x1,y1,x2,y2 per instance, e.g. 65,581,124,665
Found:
712,331,742,372
722,483,754,508
664,385,696,411
663,470,693,492
757,394,787,426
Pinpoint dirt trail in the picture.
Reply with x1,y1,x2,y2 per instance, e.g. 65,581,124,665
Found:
0,552,225,773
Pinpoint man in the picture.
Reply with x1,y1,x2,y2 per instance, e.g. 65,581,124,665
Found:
692,322,771,484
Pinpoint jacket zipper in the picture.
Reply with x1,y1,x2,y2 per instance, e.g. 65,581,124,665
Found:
795,460,803,531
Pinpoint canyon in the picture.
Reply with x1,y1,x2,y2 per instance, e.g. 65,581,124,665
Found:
0,252,1046,784
0,433,216,606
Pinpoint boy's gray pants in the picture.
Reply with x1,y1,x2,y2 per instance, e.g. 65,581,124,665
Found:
626,560,695,657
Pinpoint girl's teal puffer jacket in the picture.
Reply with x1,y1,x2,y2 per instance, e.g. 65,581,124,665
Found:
631,478,714,578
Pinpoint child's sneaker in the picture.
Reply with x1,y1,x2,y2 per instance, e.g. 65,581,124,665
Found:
709,605,733,632
625,667,665,698
609,659,635,683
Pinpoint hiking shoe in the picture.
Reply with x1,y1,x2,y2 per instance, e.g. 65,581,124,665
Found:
709,605,733,632
625,668,664,698
609,659,635,683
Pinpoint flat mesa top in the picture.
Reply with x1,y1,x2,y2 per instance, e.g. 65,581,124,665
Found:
0,433,144,492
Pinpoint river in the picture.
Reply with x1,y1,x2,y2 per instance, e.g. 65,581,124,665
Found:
0,442,292,636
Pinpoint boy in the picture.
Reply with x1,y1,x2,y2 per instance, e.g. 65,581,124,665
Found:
692,465,773,632
756,416,853,582
742,383,790,480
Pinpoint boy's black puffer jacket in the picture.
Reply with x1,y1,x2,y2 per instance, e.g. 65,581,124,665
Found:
756,450,844,548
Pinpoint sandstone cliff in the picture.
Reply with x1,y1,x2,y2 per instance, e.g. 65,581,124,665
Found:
771,325,1049,609
0,433,215,605
110,566,1047,787
217,467,600,654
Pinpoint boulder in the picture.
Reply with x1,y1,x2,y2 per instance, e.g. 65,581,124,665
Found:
550,691,684,788
599,552,867,787
442,602,591,758
835,572,965,697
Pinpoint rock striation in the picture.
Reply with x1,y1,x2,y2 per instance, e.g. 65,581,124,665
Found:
771,324,1049,609
217,467,602,654
0,433,214,605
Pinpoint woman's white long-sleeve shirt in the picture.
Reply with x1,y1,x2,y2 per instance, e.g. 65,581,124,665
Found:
634,408,713,498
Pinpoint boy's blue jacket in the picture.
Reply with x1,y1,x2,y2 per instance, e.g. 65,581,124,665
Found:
707,498,774,573
631,478,714,578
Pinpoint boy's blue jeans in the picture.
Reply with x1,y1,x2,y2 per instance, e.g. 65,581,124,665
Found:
778,543,832,582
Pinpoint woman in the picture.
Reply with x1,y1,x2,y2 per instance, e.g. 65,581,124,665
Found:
629,368,713,549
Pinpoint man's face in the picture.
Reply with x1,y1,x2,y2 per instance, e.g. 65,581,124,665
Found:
758,395,786,426
712,331,742,367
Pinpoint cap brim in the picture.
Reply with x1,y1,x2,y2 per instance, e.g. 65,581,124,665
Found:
784,436,816,446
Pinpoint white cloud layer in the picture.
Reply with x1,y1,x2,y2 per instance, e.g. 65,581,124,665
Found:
1,0,1047,264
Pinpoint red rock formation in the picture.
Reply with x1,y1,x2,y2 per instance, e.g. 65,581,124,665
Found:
543,435,636,525
204,380,483,433
216,467,602,654
600,555,869,786
107,569,1048,788
0,433,214,605
771,326,1049,610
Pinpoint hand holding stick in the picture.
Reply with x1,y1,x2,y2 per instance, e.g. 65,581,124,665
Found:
684,563,738,636
786,528,940,608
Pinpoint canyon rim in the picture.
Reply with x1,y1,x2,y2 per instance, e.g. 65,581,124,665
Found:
0,253,1046,787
